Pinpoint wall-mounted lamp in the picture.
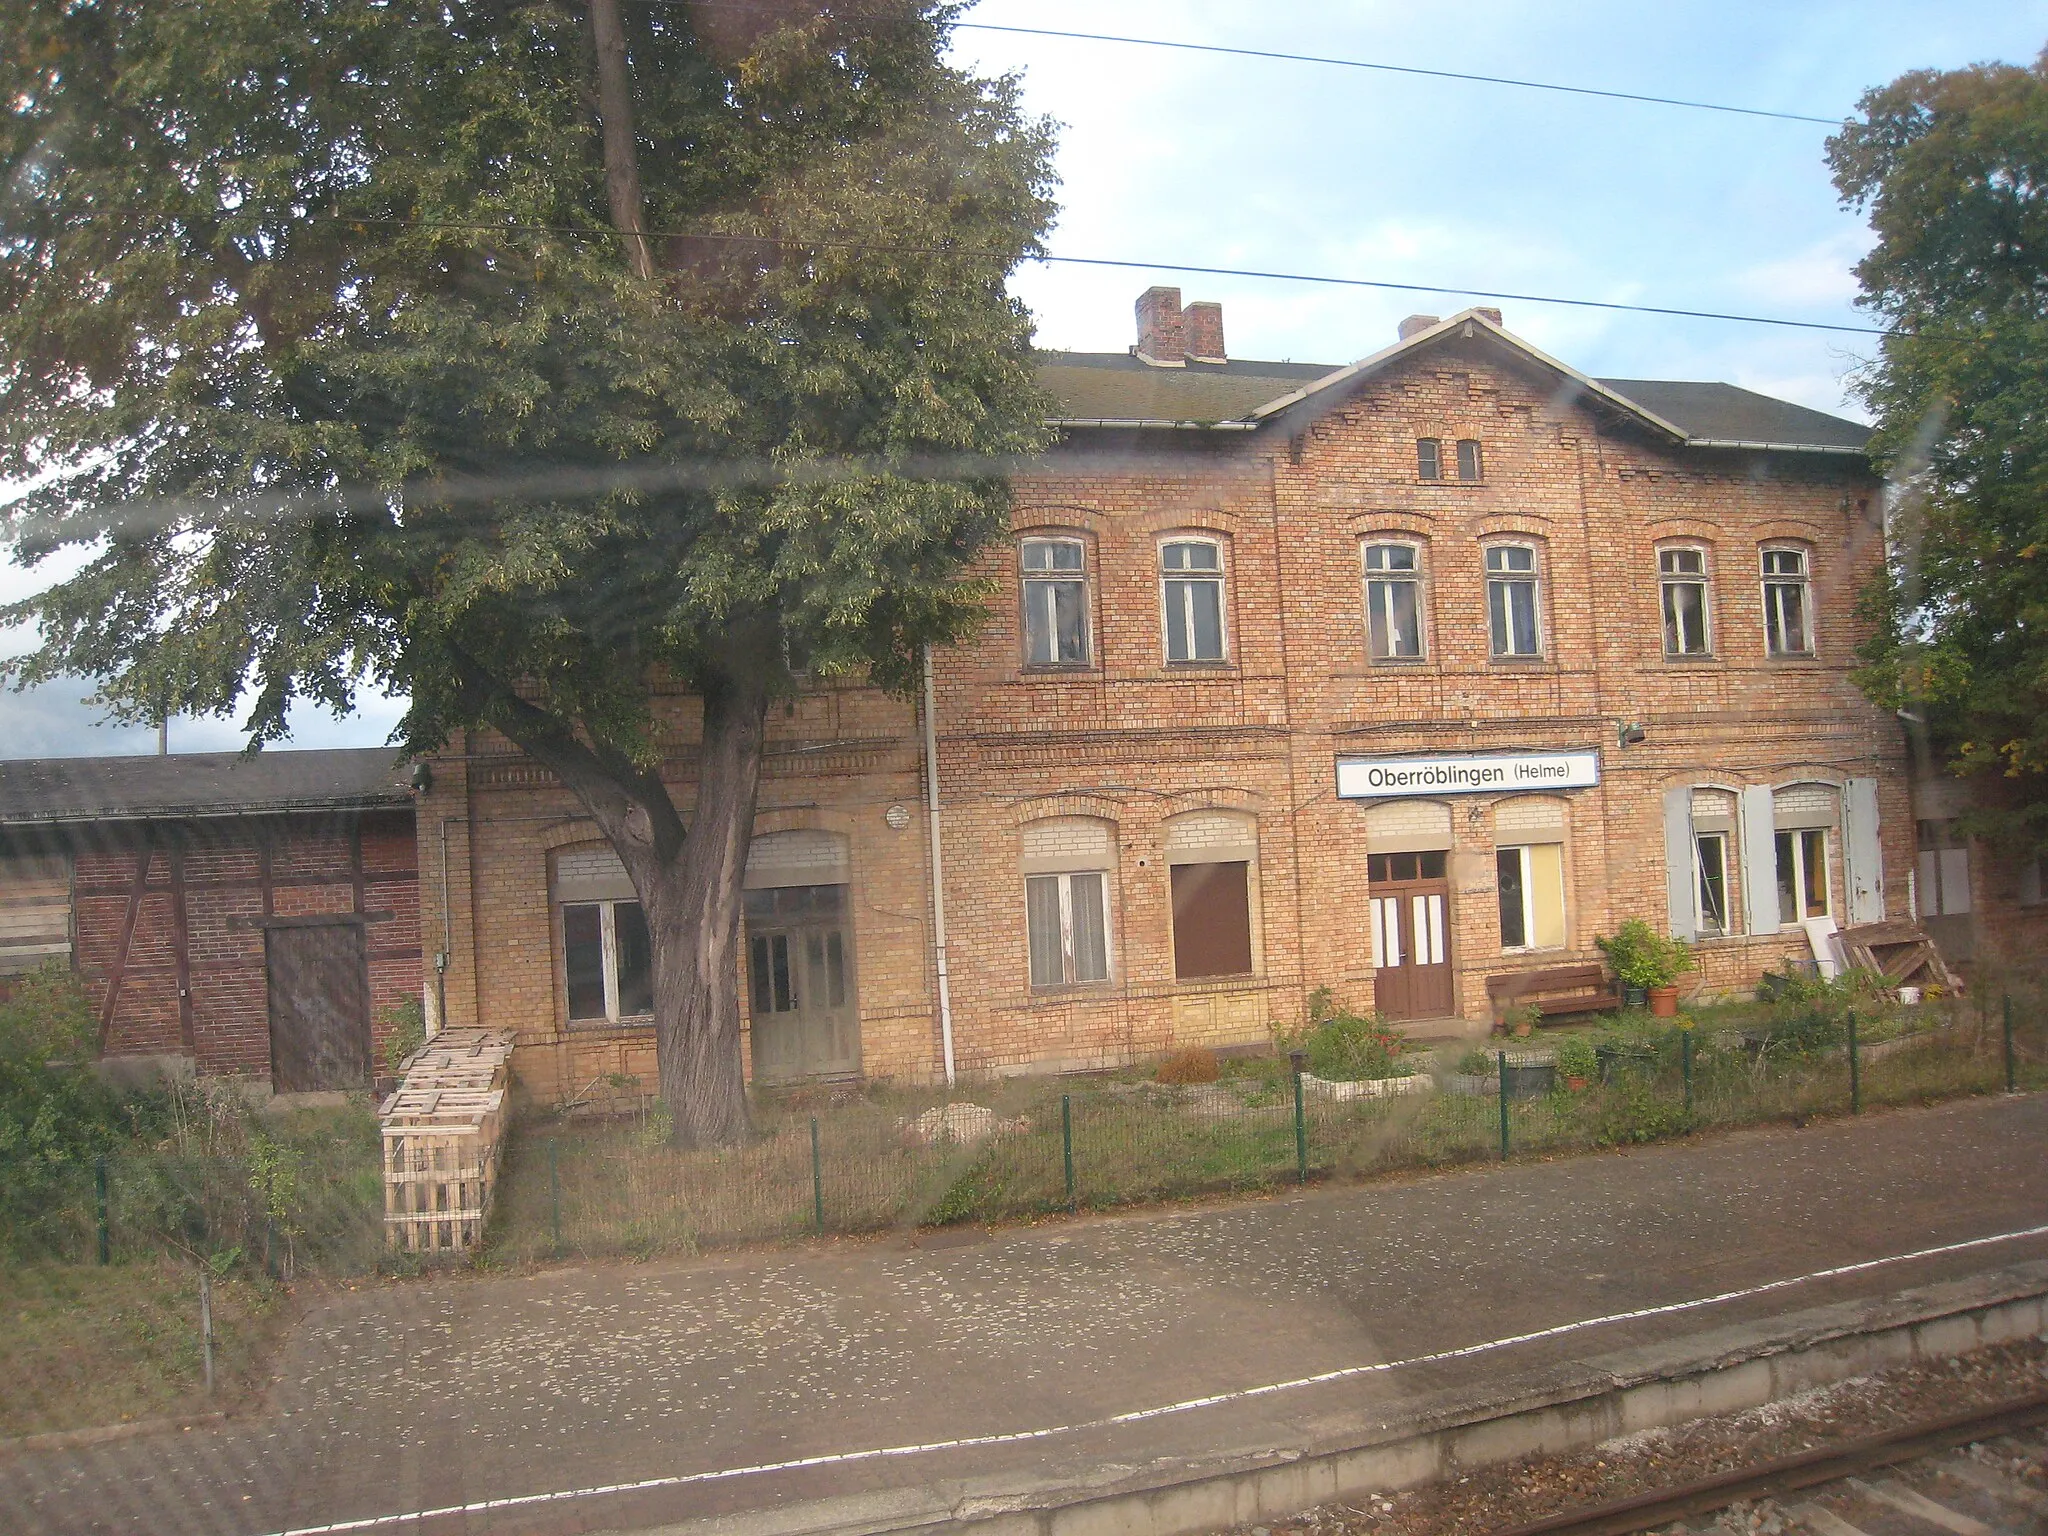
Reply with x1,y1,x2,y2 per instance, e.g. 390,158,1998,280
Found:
1617,722,1648,748
409,760,433,794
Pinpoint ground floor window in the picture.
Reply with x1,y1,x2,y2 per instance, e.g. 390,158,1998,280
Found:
1170,860,1253,979
1497,843,1565,951
1916,820,1972,917
1695,832,1730,936
563,899,653,1021
1026,870,1110,986
1776,828,1829,923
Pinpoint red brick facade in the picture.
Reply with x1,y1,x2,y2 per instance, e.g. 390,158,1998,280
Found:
422,310,1926,1102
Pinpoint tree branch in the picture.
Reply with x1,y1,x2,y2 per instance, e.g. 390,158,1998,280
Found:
588,0,657,281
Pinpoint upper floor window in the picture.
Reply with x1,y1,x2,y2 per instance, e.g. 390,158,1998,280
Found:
1021,537,1089,666
1416,438,1442,480
1160,539,1226,662
1484,543,1542,658
1660,546,1711,656
1761,546,1812,657
1364,541,1425,660
1456,439,1483,482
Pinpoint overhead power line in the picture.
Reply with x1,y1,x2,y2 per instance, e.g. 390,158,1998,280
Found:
289,215,1888,336
950,22,1843,126
635,2,1840,126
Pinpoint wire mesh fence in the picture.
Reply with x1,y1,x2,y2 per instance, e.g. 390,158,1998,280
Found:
2,995,2043,1439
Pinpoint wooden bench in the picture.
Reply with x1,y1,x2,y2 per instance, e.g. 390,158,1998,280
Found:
1486,964,1621,1023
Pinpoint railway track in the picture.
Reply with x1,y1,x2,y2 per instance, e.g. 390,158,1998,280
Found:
1487,1391,2048,1536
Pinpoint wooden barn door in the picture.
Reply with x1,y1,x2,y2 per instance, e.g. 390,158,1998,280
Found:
267,923,371,1092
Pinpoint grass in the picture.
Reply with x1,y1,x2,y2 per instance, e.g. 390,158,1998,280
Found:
485,1003,2046,1264
0,1259,286,1439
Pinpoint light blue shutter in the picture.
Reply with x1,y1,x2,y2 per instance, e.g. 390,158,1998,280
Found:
1664,787,1696,941
1843,777,1885,926
1740,785,1779,935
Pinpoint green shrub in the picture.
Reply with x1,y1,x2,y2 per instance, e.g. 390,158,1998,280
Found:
1595,919,1694,989
1593,1080,1694,1145
378,996,426,1077
1281,999,1409,1081
0,968,128,1246
1454,1046,1494,1077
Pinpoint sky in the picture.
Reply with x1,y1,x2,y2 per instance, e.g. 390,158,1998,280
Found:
5,0,2045,759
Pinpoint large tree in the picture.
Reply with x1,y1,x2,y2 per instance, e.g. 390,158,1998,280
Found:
0,0,1056,1143
1831,49,2048,849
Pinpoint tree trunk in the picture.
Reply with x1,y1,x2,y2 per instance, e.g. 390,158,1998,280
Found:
646,670,768,1145
587,0,656,281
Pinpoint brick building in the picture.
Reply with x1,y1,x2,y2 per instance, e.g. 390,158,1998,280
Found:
423,297,1923,1101
0,750,420,1091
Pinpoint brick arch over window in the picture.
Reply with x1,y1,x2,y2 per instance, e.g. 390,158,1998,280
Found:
744,829,849,891
1362,799,1452,853
1162,810,1258,980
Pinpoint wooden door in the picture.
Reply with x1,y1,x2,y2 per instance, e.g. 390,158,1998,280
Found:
745,884,860,1083
267,923,370,1092
1368,851,1455,1020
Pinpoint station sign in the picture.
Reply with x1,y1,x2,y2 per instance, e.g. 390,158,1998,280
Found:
1335,750,1601,799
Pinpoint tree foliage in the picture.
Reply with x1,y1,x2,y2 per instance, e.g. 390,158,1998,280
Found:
0,1,1057,1141
1830,49,2048,847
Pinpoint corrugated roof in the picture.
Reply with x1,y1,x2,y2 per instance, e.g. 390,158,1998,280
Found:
1037,351,1336,425
0,748,413,825
1593,379,1872,451
1035,321,1871,456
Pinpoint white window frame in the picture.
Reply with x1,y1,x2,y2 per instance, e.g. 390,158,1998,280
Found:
1761,545,1814,657
1776,827,1832,923
1496,843,1566,953
1159,537,1227,663
1025,870,1112,987
1659,545,1713,657
1021,536,1091,667
1484,542,1543,659
1694,831,1731,937
1363,540,1426,660
561,897,651,1023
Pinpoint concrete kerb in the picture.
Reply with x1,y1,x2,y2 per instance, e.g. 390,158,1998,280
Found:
630,1261,2048,1536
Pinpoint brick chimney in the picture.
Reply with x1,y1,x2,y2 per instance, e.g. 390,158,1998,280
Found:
1183,301,1225,364
1134,286,1186,367
1397,314,1440,341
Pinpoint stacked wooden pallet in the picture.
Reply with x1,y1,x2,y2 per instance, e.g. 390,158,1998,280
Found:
1833,921,1964,996
379,1028,517,1255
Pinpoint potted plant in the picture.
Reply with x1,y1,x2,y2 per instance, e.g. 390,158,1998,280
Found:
1596,919,1694,1017
1554,1034,1597,1091
1503,1001,1543,1039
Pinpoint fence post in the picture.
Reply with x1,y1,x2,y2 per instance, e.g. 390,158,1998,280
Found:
2005,995,2018,1094
1061,1094,1076,1213
1497,1051,1511,1160
1293,1070,1308,1185
1681,1029,1694,1117
810,1117,824,1234
94,1156,110,1265
1847,1009,1861,1115
199,1270,215,1394
548,1138,562,1254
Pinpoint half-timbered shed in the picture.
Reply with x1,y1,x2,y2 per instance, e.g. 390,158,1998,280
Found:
0,749,420,1093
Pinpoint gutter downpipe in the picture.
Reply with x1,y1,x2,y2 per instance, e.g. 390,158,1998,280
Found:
435,816,455,1040
921,644,957,1086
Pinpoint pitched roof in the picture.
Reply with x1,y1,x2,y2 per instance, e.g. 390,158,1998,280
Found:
1036,351,1337,427
1035,309,1871,456
0,748,413,825
1591,379,1872,452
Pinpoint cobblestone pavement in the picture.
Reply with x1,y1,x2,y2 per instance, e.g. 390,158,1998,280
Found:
5,1093,2046,1536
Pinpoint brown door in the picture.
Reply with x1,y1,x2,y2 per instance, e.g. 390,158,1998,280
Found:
1368,851,1454,1020
267,923,371,1092
745,884,860,1083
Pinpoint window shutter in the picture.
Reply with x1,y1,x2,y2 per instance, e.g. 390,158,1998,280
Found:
1664,787,1696,941
1842,776,1884,925
1740,785,1780,935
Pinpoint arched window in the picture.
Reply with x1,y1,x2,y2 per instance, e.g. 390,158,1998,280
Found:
1659,544,1712,657
1363,540,1426,660
1761,545,1813,657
